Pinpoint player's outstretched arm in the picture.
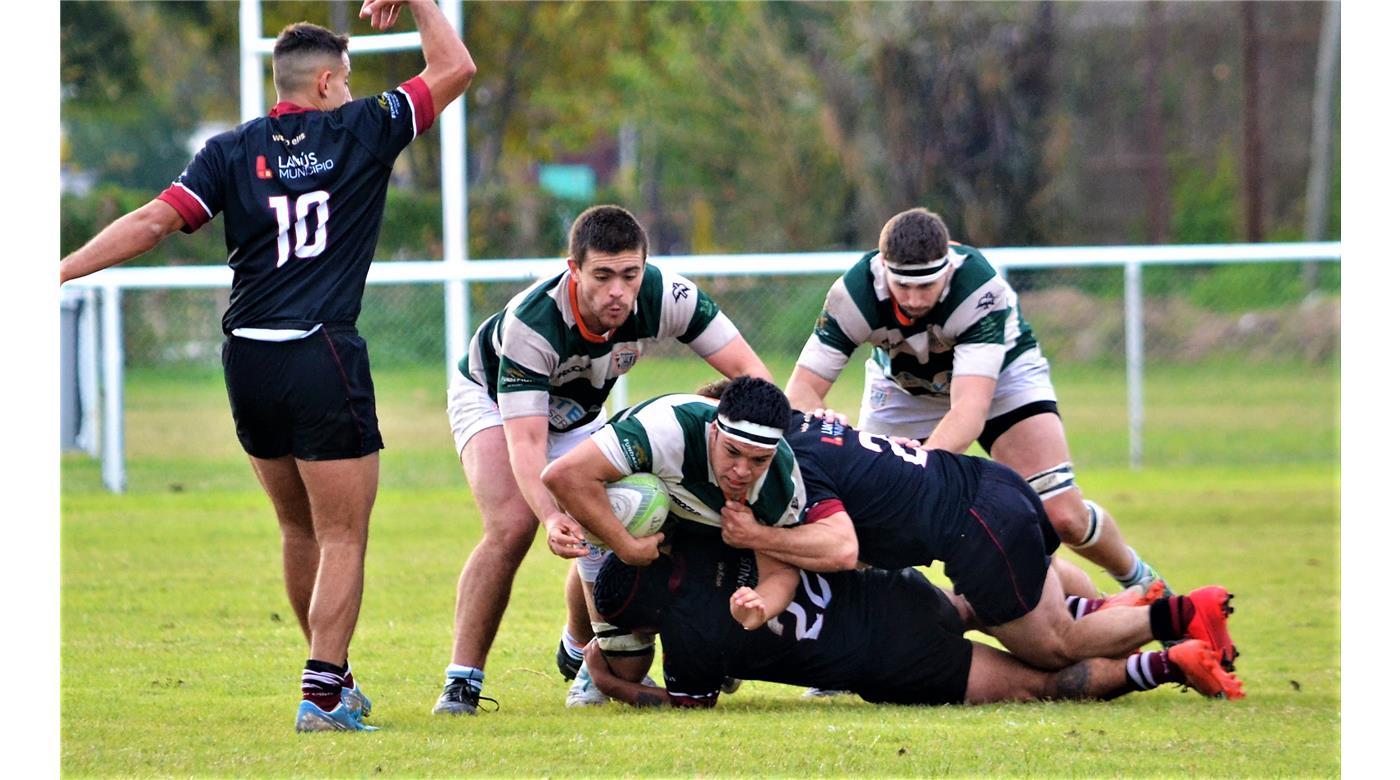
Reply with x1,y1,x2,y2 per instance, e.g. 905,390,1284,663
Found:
703,336,772,383
784,365,835,413
721,501,858,571
361,0,476,115
583,640,693,708
922,374,995,453
59,199,186,285
731,552,798,630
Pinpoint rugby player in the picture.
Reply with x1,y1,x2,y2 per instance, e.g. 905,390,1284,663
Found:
59,0,475,732
584,538,1242,708
720,406,1238,673
435,207,770,714
539,377,802,704
785,208,1167,595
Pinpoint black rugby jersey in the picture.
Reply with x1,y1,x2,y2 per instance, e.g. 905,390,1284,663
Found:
157,78,433,334
784,411,983,569
656,536,967,706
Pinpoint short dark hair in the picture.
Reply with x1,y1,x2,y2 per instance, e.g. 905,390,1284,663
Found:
879,208,950,268
593,552,675,630
272,23,350,96
717,376,790,431
569,205,649,266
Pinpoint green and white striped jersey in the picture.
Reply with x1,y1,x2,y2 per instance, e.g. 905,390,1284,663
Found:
591,394,804,530
796,246,1040,397
460,265,739,432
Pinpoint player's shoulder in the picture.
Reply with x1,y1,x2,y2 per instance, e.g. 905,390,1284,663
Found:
625,393,718,426
945,243,1006,301
501,273,569,331
829,250,882,322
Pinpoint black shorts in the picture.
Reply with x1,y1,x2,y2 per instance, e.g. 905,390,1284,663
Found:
855,569,973,706
944,461,1059,626
222,327,384,460
978,400,1060,454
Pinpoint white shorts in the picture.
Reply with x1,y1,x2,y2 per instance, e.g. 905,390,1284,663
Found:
447,369,604,460
856,350,1057,440
447,370,610,577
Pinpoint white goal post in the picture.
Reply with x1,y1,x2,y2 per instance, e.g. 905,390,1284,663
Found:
63,243,1340,492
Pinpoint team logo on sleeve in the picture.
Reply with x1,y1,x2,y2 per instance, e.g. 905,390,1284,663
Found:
377,91,402,119
671,282,690,302
976,291,997,311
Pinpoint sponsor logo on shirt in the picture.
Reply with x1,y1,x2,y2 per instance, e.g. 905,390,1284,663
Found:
611,347,639,375
271,131,306,147
548,397,587,430
620,438,649,471
276,152,335,180
377,91,402,119
255,155,273,180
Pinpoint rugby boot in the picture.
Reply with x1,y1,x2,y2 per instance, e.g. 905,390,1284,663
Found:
1167,639,1245,700
340,682,372,720
1101,579,1168,611
565,665,609,708
556,639,582,681
721,676,744,695
1133,561,1173,597
432,678,498,716
295,700,380,732
1184,586,1239,670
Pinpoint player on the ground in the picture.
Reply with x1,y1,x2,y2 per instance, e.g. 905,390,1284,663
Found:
436,207,770,715
785,208,1167,594
59,0,475,732
721,406,1238,673
539,376,803,705
584,537,1242,709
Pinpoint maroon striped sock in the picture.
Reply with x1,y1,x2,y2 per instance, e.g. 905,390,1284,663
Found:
1125,650,1185,690
1149,596,1197,642
302,659,344,713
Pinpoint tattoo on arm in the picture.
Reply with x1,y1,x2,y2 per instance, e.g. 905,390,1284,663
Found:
634,691,665,708
1050,662,1093,700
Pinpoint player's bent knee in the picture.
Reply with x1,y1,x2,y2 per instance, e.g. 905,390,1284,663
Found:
592,623,654,656
1065,499,1104,550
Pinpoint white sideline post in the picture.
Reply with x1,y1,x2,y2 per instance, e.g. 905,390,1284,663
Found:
238,0,263,122
1124,261,1145,469
441,0,470,385
101,286,125,493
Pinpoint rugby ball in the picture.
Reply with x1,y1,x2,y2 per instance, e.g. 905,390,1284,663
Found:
584,473,672,549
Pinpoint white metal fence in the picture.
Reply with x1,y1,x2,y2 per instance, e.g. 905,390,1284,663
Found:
60,241,1341,492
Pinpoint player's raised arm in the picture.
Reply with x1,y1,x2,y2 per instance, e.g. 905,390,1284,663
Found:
59,199,186,285
703,336,772,383
361,0,475,115
784,365,835,414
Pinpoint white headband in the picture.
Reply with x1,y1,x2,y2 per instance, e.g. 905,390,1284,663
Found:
715,414,783,450
882,251,952,285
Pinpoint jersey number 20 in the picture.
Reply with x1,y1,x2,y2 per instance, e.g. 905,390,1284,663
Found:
268,191,330,267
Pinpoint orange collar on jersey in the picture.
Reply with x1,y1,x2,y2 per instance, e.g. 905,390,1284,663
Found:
269,101,316,117
568,276,614,343
892,299,919,327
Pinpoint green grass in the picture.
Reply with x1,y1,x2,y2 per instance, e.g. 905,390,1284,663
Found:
60,357,1339,776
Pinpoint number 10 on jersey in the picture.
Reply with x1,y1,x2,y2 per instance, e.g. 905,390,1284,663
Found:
268,191,330,267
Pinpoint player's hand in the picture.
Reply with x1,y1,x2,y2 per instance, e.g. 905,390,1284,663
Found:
730,586,768,630
888,435,922,449
359,0,406,31
811,407,849,427
720,500,762,549
544,511,588,559
616,532,664,566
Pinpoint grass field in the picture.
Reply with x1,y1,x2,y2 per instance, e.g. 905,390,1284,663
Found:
60,356,1340,776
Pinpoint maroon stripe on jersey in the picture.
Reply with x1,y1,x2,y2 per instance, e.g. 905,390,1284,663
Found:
157,185,211,233
803,498,845,525
400,76,434,135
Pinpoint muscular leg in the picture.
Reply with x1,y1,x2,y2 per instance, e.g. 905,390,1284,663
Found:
249,455,318,645
1052,556,1098,599
984,564,1152,670
451,426,540,669
279,453,379,665
962,643,1132,703
565,562,595,644
990,413,1137,579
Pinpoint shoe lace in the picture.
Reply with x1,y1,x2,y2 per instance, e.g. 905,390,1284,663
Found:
444,680,500,712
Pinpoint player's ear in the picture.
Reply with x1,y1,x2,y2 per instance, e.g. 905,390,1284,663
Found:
567,256,582,280
316,68,332,98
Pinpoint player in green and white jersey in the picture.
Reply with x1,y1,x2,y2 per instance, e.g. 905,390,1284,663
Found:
541,376,804,702
435,205,770,715
786,207,1167,597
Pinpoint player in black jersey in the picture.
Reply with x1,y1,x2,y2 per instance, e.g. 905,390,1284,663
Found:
703,384,1239,676
583,536,1242,708
59,0,476,732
